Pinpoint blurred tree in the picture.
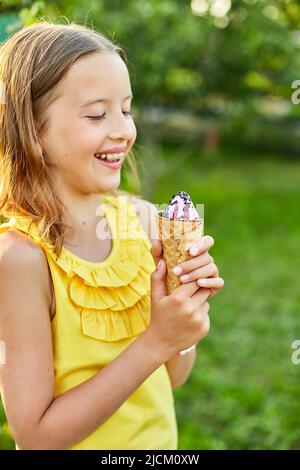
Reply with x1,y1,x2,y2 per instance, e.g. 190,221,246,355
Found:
1,1,300,149
1,0,297,106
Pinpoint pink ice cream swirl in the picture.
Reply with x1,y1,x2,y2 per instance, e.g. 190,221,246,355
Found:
161,191,200,221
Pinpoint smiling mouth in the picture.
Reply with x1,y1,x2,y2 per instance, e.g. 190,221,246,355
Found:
93,153,126,170
93,152,126,162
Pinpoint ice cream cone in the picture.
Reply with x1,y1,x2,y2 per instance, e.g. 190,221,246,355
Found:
155,211,203,294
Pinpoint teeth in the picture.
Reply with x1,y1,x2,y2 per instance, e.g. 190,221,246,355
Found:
94,152,125,161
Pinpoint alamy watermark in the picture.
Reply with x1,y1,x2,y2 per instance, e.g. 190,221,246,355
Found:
291,80,300,104
291,340,300,365
95,197,204,241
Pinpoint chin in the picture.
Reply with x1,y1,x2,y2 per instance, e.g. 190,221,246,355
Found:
97,176,121,193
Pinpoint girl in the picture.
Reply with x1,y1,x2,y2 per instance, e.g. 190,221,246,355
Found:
0,22,224,450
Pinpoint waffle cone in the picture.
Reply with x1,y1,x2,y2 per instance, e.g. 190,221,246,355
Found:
155,211,204,294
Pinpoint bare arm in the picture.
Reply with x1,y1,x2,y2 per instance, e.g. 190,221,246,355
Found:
129,196,198,389
0,232,167,450
165,349,196,389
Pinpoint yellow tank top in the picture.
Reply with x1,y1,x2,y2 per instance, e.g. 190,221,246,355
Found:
0,194,178,450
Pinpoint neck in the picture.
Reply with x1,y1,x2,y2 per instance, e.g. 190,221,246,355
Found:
60,189,107,247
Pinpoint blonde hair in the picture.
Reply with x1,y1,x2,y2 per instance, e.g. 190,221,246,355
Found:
0,21,141,257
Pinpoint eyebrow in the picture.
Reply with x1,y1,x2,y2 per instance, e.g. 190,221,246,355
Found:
80,94,133,107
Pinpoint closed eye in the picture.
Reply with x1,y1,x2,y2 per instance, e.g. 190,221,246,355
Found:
87,111,134,121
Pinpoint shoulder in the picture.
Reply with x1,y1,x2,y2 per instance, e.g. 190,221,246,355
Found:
0,230,52,308
127,195,159,243
0,229,46,267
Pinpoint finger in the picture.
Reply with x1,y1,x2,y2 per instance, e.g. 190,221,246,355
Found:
178,262,218,283
208,278,225,297
189,235,214,257
198,311,210,340
150,258,168,303
188,303,211,340
197,277,224,289
171,279,202,298
209,288,219,298
150,239,163,267
190,288,211,304
172,252,212,277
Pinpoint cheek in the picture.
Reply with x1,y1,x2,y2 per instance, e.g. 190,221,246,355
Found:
128,121,137,145
76,120,107,150
61,120,104,156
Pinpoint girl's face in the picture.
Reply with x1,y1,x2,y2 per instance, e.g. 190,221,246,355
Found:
38,52,136,195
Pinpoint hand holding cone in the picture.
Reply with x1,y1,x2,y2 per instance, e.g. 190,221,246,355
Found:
155,191,204,356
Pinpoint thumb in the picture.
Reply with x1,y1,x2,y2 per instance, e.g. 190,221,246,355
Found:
150,258,167,304
150,239,163,267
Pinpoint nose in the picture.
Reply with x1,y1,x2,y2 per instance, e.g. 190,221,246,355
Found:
107,111,135,142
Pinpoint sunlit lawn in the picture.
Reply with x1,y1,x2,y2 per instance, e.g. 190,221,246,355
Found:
152,147,300,450
1,147,299,449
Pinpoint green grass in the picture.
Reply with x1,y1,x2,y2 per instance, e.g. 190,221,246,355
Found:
1,152,299,449
152,151,300,450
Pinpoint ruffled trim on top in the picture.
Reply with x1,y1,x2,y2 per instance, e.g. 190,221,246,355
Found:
0,195,156,341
